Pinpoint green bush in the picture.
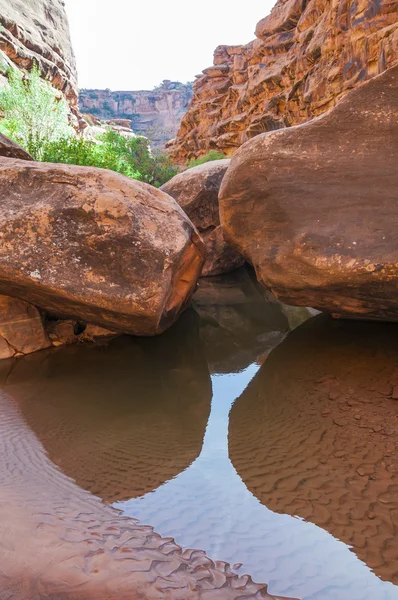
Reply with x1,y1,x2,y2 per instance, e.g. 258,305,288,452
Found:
0,65,177,187
0,64,73,159
188,150,227,168
41,131,177,187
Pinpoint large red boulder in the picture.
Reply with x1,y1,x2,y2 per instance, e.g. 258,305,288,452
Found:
0,159,205,335
162,159,244,276
220,65,398,320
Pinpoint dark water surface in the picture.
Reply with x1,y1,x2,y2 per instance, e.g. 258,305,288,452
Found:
2,267,398,599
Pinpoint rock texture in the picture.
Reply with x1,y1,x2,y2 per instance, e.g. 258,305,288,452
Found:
79,81,193,149
220,65,398,321
0,158,205,335
162,159,244,276
0,0,78,112
0,294,50,358
171,0,398,163
0,132,32,160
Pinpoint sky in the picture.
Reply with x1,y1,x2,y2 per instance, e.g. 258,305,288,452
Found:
64,0,275,91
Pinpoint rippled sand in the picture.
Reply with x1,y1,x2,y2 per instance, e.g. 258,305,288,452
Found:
230,315,398,585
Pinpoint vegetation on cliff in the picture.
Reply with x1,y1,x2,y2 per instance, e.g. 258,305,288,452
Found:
0,66,177,186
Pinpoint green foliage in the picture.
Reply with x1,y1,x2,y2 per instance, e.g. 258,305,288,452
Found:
0,64,177,187
40,131,178,187
0,64,73,159
188,150,227,168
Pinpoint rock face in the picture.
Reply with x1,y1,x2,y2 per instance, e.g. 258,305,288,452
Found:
0,158,205,335
79,81,193,149
0,132,32,160
171,0,398,163
0,0,78,111
161,159,244,276
220,65,398,321
0,294,50,358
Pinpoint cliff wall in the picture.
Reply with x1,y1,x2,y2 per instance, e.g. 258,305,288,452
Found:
171,0,398,163
0,0,78,111
79,81,193,149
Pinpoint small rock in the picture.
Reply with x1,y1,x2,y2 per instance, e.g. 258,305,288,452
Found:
383,429,395,436
354,414,361,420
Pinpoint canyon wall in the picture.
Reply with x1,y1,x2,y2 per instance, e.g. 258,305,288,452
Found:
0,0,78,112
79,81,193,149
171,0,398,163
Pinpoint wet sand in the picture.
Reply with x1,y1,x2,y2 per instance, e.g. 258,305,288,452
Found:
230,314,398,586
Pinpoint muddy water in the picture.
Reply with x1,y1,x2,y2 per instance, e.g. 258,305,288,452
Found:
2,267,398,599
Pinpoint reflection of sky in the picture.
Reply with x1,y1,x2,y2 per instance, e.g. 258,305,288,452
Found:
116,366,398,600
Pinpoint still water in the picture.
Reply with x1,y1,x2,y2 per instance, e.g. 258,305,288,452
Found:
2,267,398,599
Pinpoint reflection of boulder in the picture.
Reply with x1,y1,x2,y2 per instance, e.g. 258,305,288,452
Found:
0,390,283,599
193,266,311,374
3,310,211,502
230,314,398,584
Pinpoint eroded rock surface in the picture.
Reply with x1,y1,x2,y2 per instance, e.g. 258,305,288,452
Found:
229,314,398,585
0,158,205,335
0,132,32,160
171,0,398,162
162,160,244,276
0,294,50,358
79,81,193,149
0,0,78,111
220,65,398,320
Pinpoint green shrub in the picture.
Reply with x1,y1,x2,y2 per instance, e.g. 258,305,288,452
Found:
0,64,177,187
0,64,73,159
188,150,227,168
40,131,177,187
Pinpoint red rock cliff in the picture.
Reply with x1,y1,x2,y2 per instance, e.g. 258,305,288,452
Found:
171,0,398,163
79,81,193,149
0,0,78,111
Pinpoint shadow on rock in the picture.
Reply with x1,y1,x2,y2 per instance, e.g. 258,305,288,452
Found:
229,314,398,584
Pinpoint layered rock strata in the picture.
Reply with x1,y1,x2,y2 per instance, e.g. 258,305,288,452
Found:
220,65,398,321
79,81,193,149
0,0,78,111
161,159,244,276
171,0,398,162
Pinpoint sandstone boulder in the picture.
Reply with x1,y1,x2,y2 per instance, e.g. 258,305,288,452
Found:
0,294,50,359
0,159,205,334
220,65,398,321
161,160,244,276
0,133,32,160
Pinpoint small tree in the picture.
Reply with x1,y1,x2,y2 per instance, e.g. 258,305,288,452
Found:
0,64,73,159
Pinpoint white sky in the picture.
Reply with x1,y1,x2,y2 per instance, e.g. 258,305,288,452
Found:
64,0,275,91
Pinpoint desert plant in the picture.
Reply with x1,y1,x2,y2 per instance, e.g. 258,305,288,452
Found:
188,150,227,168
0,63,73,159
40,130,177,186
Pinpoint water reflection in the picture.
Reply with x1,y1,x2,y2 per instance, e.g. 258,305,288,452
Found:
2,268,398,600
230,314,398,598
2,310,211,501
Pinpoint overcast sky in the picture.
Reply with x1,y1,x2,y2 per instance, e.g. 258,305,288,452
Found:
64,0,274,91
